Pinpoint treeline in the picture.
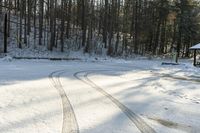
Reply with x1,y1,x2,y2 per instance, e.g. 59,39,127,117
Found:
0,0,200,57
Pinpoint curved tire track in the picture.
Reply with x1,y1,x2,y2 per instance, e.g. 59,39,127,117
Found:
74,70,156,133
97,64,200,104
98,63,200,83
160,74,200,83
49,70,79,133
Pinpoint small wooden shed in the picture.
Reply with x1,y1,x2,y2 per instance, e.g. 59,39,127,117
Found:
190,43,200,66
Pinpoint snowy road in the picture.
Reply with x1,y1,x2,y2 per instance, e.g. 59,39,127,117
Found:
0,59,200,133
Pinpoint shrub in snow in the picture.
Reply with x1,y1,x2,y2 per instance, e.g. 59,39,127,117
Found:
1,56,13,62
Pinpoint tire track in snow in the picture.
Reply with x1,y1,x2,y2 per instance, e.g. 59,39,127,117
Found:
97,63,200,83
97,64,200,104
74,70,156,133
49,70,79,133
160,74,200,83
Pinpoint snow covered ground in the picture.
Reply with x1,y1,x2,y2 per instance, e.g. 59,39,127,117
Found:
0,58,199,133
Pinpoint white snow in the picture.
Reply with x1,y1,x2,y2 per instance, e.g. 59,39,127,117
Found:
190,43,200,50
0,58,199,133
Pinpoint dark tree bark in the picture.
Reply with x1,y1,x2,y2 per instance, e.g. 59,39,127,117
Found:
103,0,108,48
66,0,72,39
81,0,86,47
27,0,31,35
39,0,44,45
4,13,7,53
60,0,65,52
19,0,23,49
49,0,55,51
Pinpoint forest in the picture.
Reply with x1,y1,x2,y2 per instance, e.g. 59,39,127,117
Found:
0,0,200,58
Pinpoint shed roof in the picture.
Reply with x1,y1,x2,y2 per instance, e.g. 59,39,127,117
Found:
190,43,200,50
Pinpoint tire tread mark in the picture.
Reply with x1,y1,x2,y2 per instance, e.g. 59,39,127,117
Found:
74,70,156,133
49,70,79,133
161,74,200,83
97,63,200,83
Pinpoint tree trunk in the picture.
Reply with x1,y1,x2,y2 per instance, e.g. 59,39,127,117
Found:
60,0,65,52
81,0,86,47
66,0,72,39
103,0,108,48
39,0,44,45
49,0,54,51
4,13,7,53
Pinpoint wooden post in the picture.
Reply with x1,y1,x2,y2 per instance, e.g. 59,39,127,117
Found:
194,49,196,66
4,13,7,53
